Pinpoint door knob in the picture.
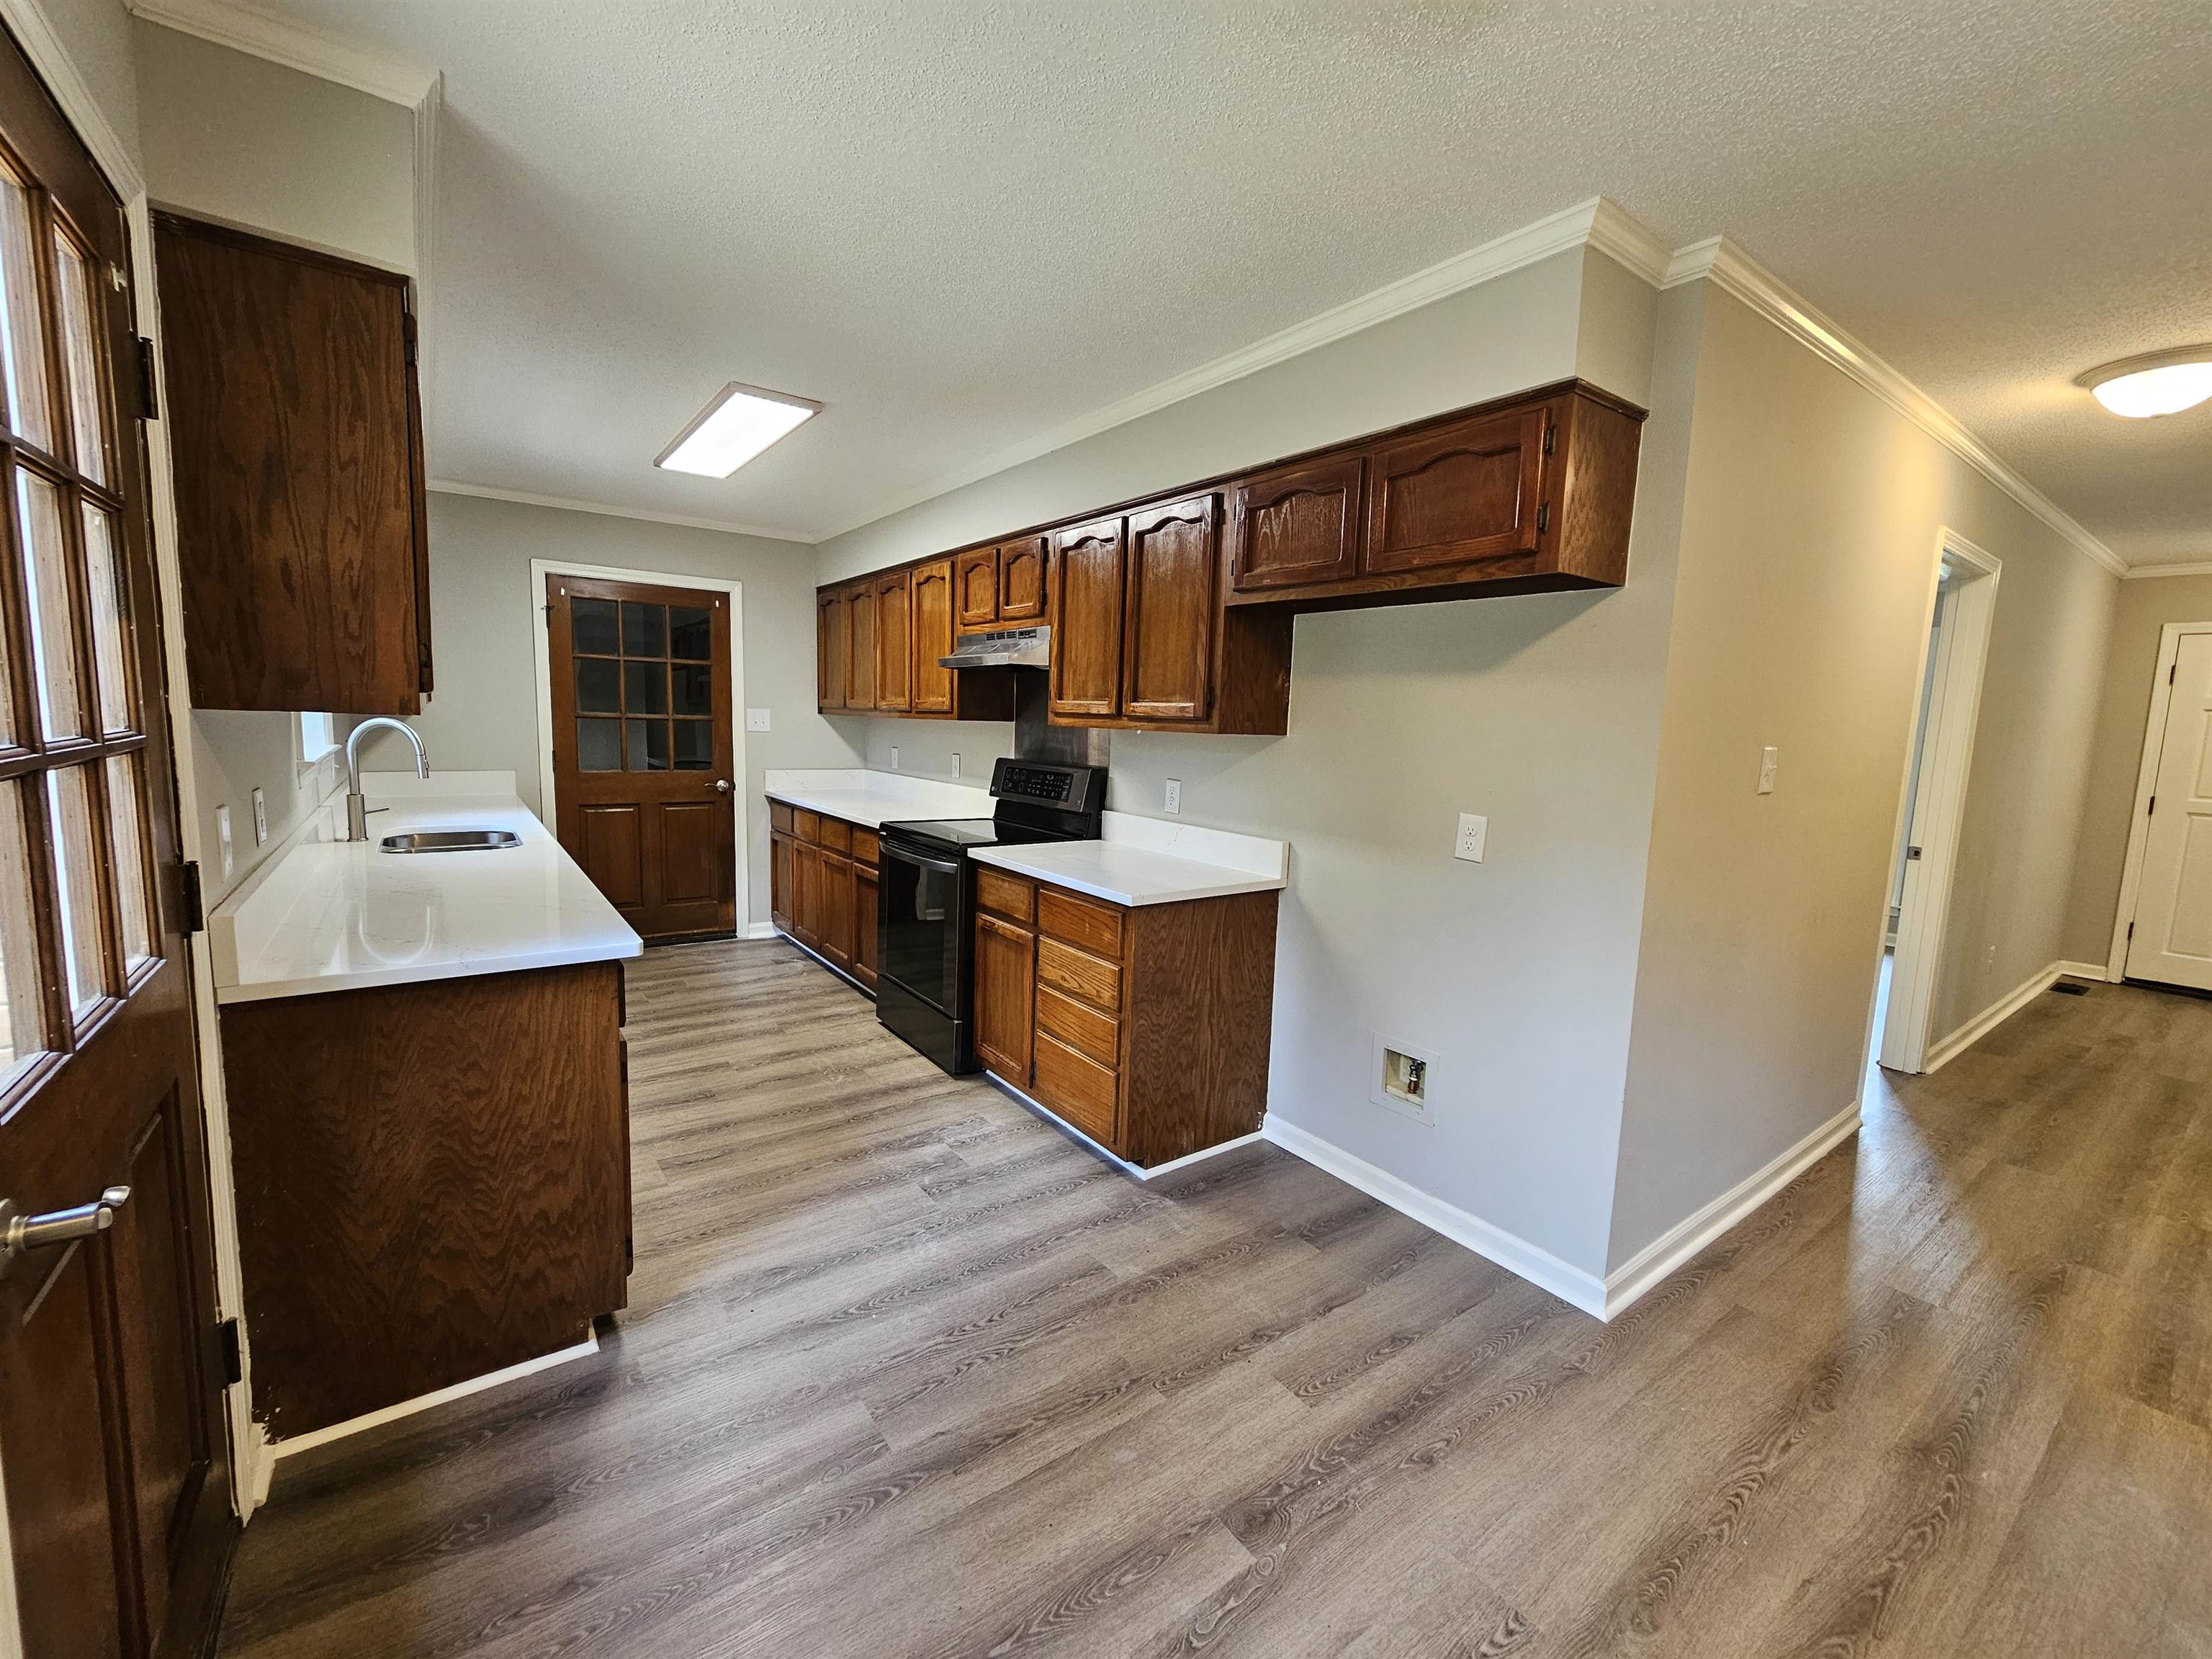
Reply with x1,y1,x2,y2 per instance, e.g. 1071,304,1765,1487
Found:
0,1186,130,1277
713,779,732,794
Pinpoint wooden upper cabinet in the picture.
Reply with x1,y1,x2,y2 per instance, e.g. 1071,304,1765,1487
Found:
999,534,1048,622
154,213,431,714
1122,494,1218,724
1049,517,1125,719
1363,405,1548,575
955,544,999,630
909,559,955,713
846,580,878,709
1229,456,1363,593
817,588,849,711
875,570,912,712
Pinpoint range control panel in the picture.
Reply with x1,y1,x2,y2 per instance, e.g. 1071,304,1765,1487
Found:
991,760,1104,814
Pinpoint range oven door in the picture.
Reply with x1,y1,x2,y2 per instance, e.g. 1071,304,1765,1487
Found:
878,840,968,1017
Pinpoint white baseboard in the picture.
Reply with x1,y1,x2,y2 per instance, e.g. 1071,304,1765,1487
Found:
1923,958,2067,1074
1260,1118,1609,1317
745,921,778,940
982,1073,1261,1182
2054,959,2110,983
1599,1100,1861,1320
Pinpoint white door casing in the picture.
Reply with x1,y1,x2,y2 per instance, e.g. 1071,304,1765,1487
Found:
2123,627,2212,990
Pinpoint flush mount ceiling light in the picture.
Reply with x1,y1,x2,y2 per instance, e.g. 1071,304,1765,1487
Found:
2075,346,2212,419
654,381,821,477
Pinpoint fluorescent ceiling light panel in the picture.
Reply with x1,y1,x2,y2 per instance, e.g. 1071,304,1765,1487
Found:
655,381,820,476
2077,346,2212,419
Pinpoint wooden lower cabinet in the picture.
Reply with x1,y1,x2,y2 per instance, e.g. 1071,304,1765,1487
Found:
854,860,881,992
770,830,794,931
770,799,881,996
971,871,1278,1169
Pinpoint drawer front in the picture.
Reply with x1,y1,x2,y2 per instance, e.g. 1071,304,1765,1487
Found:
1038,887,1123,958
850,827,879,868
1036,984,1119,1069
1037,937,1121,1014
976,866,1035,924
818,816,852,855
770,800,793,834
1033,1031,1117,1146
794,809,822,844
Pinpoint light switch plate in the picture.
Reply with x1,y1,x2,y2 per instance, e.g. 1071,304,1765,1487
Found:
745,707,770,732
251,787,269,845
890,746,900,770
1164,778,1182,814
1455,812,1488,863
1757,745,1779,795
217,805,234,879
951,753,961,778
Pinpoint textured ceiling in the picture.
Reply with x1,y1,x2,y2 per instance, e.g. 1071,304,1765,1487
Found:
256,0,2212,561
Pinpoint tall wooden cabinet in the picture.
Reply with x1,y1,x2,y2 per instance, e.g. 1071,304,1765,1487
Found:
154,213,432,714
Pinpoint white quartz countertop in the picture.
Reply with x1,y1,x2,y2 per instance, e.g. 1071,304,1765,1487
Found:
765,768,994,828
210,793,640,1004
970,811,1290,907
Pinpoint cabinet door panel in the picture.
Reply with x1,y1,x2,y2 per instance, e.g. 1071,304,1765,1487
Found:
955,546,999,629
1049,518,1124,719
974,912,1035,1081
1229,456,1362,592
817,590,848,711
846,582,878,709
793,841,821,947
999,535,1048,622
1364,407,1547,574
770,831,793,929
821,852,855,969
910,559,954,713
854,864,880,991
1033,1033,1118,1147
876,570,912,712
1123,494,1218,723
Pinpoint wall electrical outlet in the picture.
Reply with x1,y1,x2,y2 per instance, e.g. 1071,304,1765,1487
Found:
1455,812,1488,863
952,753,961,778
890,746,900,770
251,786,269,845
217,805,234,880
1756,746,1779,795
1164,778,1182,814
745,707,771,732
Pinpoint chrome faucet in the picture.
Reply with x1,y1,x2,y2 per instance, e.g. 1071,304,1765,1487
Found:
345,717,428,841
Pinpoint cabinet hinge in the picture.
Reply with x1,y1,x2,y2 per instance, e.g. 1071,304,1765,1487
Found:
2149,796,2157,817
2128,921,2136,942
218,1318,243,1385
1536,503,1550,534
176,860,204,935
135,337,158,420
1542,424,1556,456
402,310,418,367
2171,662,2178,685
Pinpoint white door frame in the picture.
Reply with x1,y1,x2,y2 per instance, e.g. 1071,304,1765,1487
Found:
2104,620,2212,981
1877,529,2002,1074
528,558,752,938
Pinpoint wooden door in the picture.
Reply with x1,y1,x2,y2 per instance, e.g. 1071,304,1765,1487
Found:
999,534,1048,622
1228,456,1362,592
0,30,235,1657
1363,406,1549,574
874,570,911,714
909,559,954,714
815,588,848,711
1049,518,1125,719
1122,494,1218,724
853,860,880,991
153,213,429,716
974,912,1036,1082
547,574,735,943
954,545,998,630
846,580,878,709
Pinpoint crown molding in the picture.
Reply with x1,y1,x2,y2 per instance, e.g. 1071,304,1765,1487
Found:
127,0,435,106
2121,559,2212,580
0,0,144,197
428,479,815,546
1664,236,2128,580
819,194,1645,542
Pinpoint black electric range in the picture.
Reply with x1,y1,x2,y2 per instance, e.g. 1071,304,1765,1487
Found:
875,759,1105,1074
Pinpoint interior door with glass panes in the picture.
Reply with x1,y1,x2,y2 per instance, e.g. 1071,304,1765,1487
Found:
0,22,234,1659
547,572,737,941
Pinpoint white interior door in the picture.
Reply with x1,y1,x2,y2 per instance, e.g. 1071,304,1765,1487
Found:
2126,629,2212,990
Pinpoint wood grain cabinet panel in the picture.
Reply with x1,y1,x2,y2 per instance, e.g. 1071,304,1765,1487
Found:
909,559,955,714
853,861,880,992
770,831,793,930
819,851,855,970
977,866,1035,925
1038,887,1123,958
1049,517,1125,719
955,545,1000,629
1122,494,1219,723
817,589,849,711
1229,456,1363,592
792,839,822,948
998,535,1048,622
846,581,878,709
1036,935,1120,1015
154,213,431,714
1363,405,1549,575
875,570,912,712
1032,1032,1118,1147
1035,984,1119,1069
974,910,1036,1082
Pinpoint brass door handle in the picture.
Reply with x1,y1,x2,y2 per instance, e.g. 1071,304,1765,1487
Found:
0,1186,129,1277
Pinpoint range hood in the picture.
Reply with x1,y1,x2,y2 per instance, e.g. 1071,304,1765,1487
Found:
940,625,1050,670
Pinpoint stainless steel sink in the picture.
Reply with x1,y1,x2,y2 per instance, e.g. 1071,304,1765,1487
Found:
378,829,522,854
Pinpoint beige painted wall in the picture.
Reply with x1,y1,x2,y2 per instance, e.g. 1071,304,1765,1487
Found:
1606,284,2117,1269
415,492,856,927
2062,572,2212,968
36,0,141,164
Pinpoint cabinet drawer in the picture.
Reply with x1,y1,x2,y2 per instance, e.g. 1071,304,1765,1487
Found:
1037,937,1120,1014
1038,887,1123,958
794,809,822,844
977,866,1035,924
1033,1031,1117,1146
770,800,794,834
1036,984,1119,1069
818,816,851,855
850,827,879,868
